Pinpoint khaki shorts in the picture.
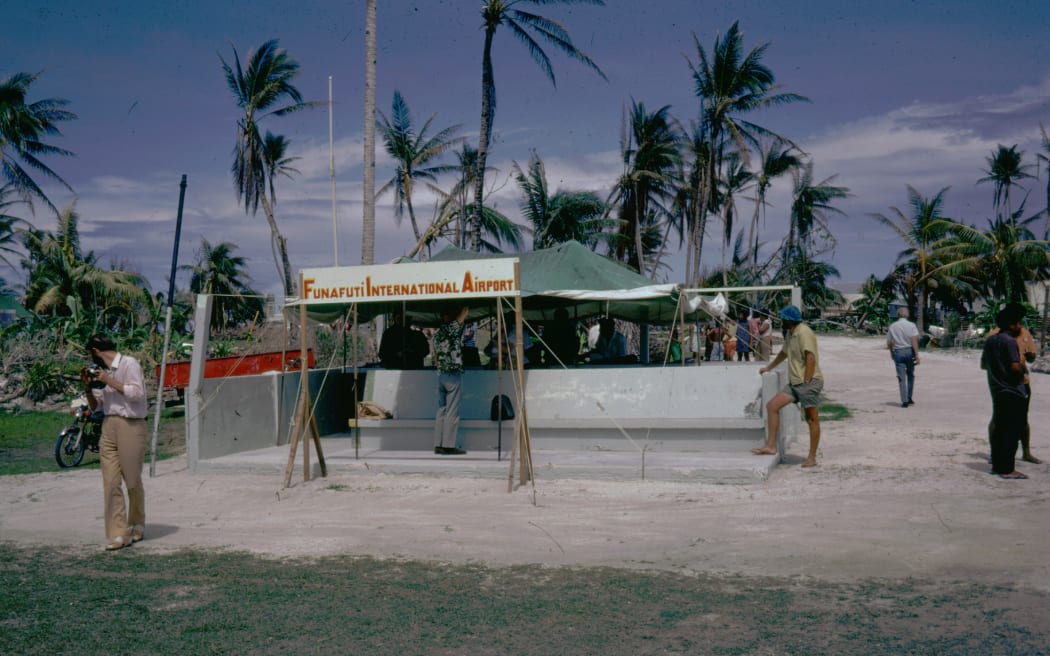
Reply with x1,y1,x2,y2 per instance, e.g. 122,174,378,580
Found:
786,379,824,409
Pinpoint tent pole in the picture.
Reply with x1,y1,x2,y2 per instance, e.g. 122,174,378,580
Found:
300,280,311,481
511,267,533,489
353,303,359,460
496,299,503,461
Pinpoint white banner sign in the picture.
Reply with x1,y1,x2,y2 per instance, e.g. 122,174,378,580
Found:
300,258,518,304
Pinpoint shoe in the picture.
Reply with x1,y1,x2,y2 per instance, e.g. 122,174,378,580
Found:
130,526,144,543
444,448,467,455
999,472,1029,480
105,535,131,551
434,447,449,455
908,398,915,405
902,402,909,408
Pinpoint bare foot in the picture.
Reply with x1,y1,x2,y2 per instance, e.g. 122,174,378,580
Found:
801,459,818,468
1022,454,1042,464
751,446,777,456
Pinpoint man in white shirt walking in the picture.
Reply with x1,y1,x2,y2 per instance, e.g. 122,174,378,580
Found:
887,308,921,407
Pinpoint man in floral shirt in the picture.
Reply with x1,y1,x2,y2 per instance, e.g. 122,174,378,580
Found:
433,306,469,455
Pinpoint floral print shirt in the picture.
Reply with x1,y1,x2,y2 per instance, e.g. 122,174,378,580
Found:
434,319,464,374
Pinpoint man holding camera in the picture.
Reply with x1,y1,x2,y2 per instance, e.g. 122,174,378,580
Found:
81,334,148,550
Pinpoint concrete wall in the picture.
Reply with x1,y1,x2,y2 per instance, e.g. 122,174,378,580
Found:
191,369,362,463
188,363,800,468
363,364,766,422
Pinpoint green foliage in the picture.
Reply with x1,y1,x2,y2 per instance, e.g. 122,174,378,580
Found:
211,338,235,357
377,90,463,243
182,239,264,331
851,275,892,330
21,360,66,402
0,71,77,215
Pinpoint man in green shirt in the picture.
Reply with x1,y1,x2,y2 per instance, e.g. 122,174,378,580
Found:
752,305,824,467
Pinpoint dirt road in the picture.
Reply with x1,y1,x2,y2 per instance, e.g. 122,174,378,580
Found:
3,335,1048,591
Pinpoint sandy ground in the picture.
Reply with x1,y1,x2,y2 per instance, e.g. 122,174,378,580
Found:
2,335,1048,589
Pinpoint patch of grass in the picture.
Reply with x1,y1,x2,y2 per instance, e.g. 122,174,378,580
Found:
819,401,851,421
0,544,1047,656
0,406,185,476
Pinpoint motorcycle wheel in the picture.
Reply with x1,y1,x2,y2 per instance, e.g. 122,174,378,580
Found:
54,426,86,468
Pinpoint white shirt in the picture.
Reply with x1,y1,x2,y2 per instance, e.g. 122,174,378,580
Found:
587,324,600,350
101,352,149,419
887,317,919,350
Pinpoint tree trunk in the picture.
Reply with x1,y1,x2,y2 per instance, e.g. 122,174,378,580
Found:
360,0,377,265
633,184,646,275
917,286,926,335
260,195,294,296
473,30,496,252
405,179,422,244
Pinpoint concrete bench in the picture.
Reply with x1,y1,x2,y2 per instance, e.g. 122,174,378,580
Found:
349,365,788,453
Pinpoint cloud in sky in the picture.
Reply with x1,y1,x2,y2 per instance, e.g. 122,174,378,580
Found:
35,72,1050,302
6,1,1049,302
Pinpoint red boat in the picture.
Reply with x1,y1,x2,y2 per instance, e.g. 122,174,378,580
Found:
156,349,315,397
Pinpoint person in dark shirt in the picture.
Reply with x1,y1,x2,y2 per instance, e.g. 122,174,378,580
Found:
543,308,580,366
379,313,429,369
981,303,1029,479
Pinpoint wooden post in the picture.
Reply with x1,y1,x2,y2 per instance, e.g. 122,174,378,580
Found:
282,276,327,486
282,388,304,488
505,263,534,491
352,303,360,459
301,294,310,481
1042,282,1049,355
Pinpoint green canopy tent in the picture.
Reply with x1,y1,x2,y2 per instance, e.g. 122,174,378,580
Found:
298,240,727,326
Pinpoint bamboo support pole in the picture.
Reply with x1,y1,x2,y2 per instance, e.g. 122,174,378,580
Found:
301,295,310,481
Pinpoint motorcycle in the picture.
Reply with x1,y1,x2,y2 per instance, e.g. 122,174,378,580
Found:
54,395,104,468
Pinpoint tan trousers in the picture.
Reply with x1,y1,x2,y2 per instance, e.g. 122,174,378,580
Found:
100,416,147,540
756,336,773,361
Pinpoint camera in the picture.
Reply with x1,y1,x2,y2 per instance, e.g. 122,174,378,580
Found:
85,364,106,389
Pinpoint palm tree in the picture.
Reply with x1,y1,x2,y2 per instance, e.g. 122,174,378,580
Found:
783,160,849,260
450,144,480,249
471,0,607,252
688,22,808,281
20,202,144,319
361,0,378,266
607,100,681,275
220,39,312,296
676,120,712,286
747,140,801,280
870,186,958,331
978,144,1034,222
0,72,77,216
851,274,893,331
377,91,463,249
513,151,607,249
181,238,264,331
1037,124,1050,239
716,152,754,285
933,208,1050,303
0,184,28,270
774,248,844,315
405,144,487,258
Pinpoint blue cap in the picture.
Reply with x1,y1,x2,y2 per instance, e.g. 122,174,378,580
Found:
778,305,802,322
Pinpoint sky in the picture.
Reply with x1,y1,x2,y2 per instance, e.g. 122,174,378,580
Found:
5,0,1050,302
